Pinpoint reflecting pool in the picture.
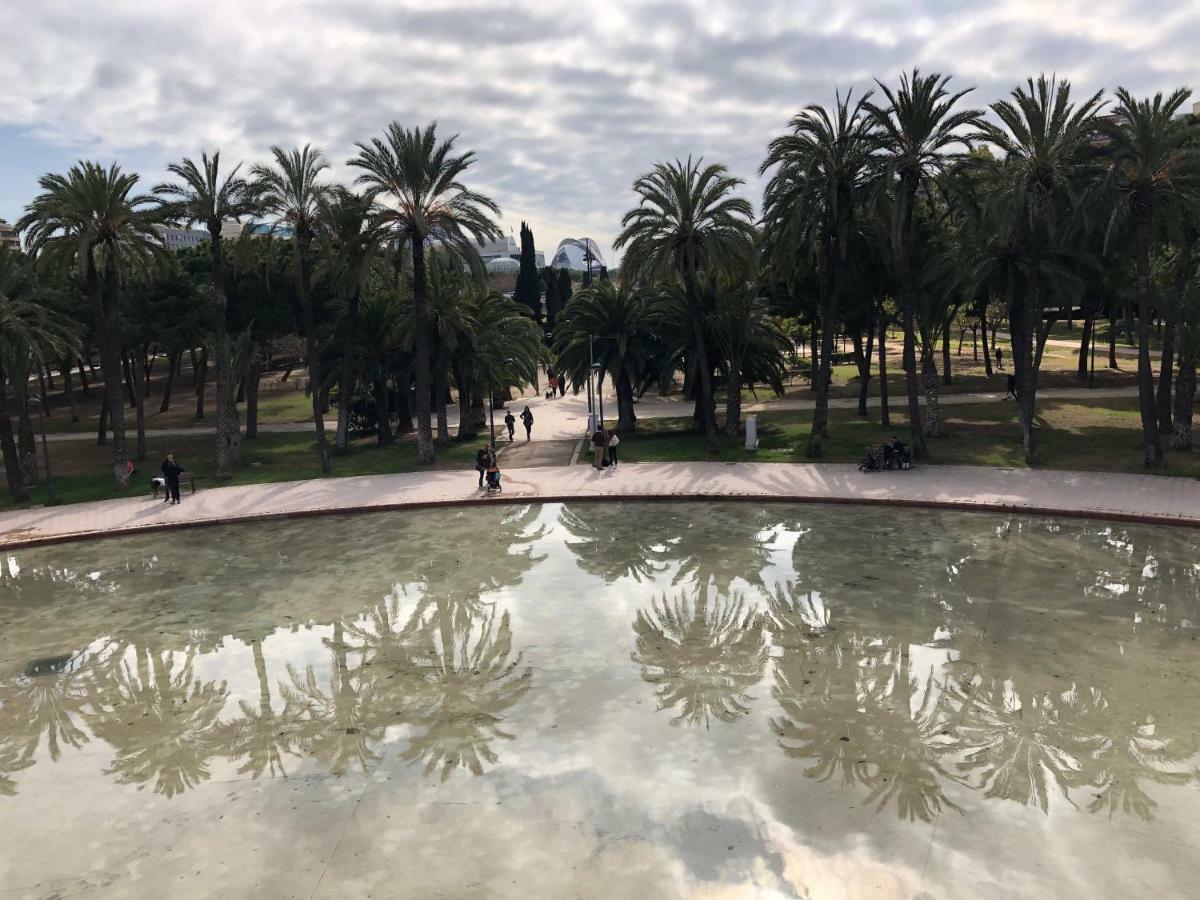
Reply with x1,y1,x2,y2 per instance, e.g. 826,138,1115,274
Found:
1,502,1199,898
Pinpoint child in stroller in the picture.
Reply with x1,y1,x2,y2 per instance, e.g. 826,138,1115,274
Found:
485,464,502,492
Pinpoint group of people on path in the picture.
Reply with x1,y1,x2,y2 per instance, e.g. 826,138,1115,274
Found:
504,406,535,441
859,436,913,473
544,366,567,400
590,426,620,469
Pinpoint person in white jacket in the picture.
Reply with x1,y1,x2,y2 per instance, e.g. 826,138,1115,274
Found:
607,430,620,467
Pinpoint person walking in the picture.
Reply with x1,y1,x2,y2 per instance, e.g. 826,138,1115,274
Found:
504,410,516,442
475,445,490,488
1004,373,1017,401
161,453,185,505
521,406,533,440
557,373,566,397
607,430,620,467
995,347,1004,371
591,426,607,469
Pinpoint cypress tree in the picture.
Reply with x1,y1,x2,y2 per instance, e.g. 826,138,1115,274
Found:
541,265,561,329
558,268,573,310
514,221,541,320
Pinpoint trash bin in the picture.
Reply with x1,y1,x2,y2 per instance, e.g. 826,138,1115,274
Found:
745,414,759,451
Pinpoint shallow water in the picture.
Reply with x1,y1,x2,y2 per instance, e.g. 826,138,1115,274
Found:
1,501,1198,898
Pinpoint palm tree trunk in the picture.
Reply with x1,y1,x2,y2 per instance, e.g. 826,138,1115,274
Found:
616,370,637,433
433,351,450,445
454,359,476,441
121,351,136,408
95,250,130,488
132,354,146,461
1170,354,1195,450
97,396,108,446
922,353,941,438
194,346,208,419
334,289,362,455
899,180,926,459
211,230,241,480
246,356,262,440
684,272,719,453
1156,319,1175,434
159,349,180,414
374,374,393,445
61,359,79,423
298,234,331,474
806,268,839,458
0,368,27,502
410,235,435,464
877,307,890,427
855,321,874,416
13,377,36,486
980,313,993,376
1077,315,1093,379
808,325,819,391
941,317,952,386
723,359,741,436
1134,220,1164,466
37,370,51,417
1108,314,1119,368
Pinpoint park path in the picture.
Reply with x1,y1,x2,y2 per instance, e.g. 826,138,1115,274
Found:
1,460,1197,549
47,385,1140,445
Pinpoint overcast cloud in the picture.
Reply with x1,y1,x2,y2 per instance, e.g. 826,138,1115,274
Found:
1,0,1197,261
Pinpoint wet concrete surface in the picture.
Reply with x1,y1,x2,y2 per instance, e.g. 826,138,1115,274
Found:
1,502,1198,898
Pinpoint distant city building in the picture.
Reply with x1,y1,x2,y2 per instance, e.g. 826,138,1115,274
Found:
552,237,604,272
219,220,293,241
485,256,521,275
0,219,21,253
473,234,544,268
155,225,209,251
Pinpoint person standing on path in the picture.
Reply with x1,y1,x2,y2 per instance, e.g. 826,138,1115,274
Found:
161,453,185,505
1004,373,1018,401
591,427,607,468
475,445,490,487
521,406,533,440
607,430,620,467
504,410,516,442
557,373,566,397
995,348,1004,370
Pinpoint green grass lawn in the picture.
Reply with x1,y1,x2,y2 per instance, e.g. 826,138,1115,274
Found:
5,431,480,509
619,398,1200,477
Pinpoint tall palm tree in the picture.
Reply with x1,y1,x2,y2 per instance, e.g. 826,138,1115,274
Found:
349,122,502,464
867,69,983,458
19,162,162,488
761,91,880,456
318,188,387,453
615,157,755,452
552,280,658,433
358,287,407,446
0,248,79,500
155,151,261,478
977,75,1103,463
1100,87,1200,466
251,145,333,472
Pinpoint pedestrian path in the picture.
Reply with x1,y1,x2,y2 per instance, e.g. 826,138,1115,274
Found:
2,460,1196,549
46,385,1140,444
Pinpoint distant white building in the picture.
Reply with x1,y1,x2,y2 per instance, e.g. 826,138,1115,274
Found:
0,219,21,253
552,237,604,272
155,225,208,251
473,234,544,268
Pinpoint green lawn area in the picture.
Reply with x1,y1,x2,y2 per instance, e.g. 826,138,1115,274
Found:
5,431,480,509
620,398,1200,477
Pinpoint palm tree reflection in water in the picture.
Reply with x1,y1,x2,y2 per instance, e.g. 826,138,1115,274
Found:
632,589,769,729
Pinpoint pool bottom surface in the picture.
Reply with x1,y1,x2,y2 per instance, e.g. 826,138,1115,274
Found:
1,501,1199,899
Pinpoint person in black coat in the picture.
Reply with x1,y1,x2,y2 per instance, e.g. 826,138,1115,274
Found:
161,453,185,505
520,406,533,440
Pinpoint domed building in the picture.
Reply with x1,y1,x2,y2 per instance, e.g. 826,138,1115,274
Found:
551,237,604,272
485,256,521,275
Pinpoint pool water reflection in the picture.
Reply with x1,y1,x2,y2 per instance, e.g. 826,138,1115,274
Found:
1,502,1198,897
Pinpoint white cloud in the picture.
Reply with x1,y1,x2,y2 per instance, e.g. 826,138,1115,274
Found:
0,0,1196,260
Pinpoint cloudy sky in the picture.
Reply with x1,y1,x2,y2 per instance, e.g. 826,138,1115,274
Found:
1,0,1197,262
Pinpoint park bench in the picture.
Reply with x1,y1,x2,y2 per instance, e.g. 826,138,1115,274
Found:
150,472,197,499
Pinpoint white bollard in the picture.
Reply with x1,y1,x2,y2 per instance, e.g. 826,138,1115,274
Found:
745,414,759,451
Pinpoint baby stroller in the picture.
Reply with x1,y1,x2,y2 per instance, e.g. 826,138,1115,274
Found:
485,465,502,493
858,446,881,472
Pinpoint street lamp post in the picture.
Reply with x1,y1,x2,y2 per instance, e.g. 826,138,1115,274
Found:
592,363,604,429
1089,318,1096,388
582,237,593,288
28,396,55,505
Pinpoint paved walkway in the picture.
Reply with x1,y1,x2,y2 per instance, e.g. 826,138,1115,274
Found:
3,461,1197,549
46,385,1140,444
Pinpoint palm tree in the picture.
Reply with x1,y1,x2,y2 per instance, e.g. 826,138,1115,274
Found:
615,157,755,452
155,151,261,478
349,122,502,465
19,162,163,488
552,281,658,433
867,70,983,458
761,91,880,456
977,75,1104,463
1100,87,1200,466
0,248,79,499
318,188,387,453
251,145,333,472
358,286,407,446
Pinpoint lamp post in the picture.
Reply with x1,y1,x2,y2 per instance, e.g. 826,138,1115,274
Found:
1089,317,1096,388
591,363,604,429
582,237,593,287
28,396,55,505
